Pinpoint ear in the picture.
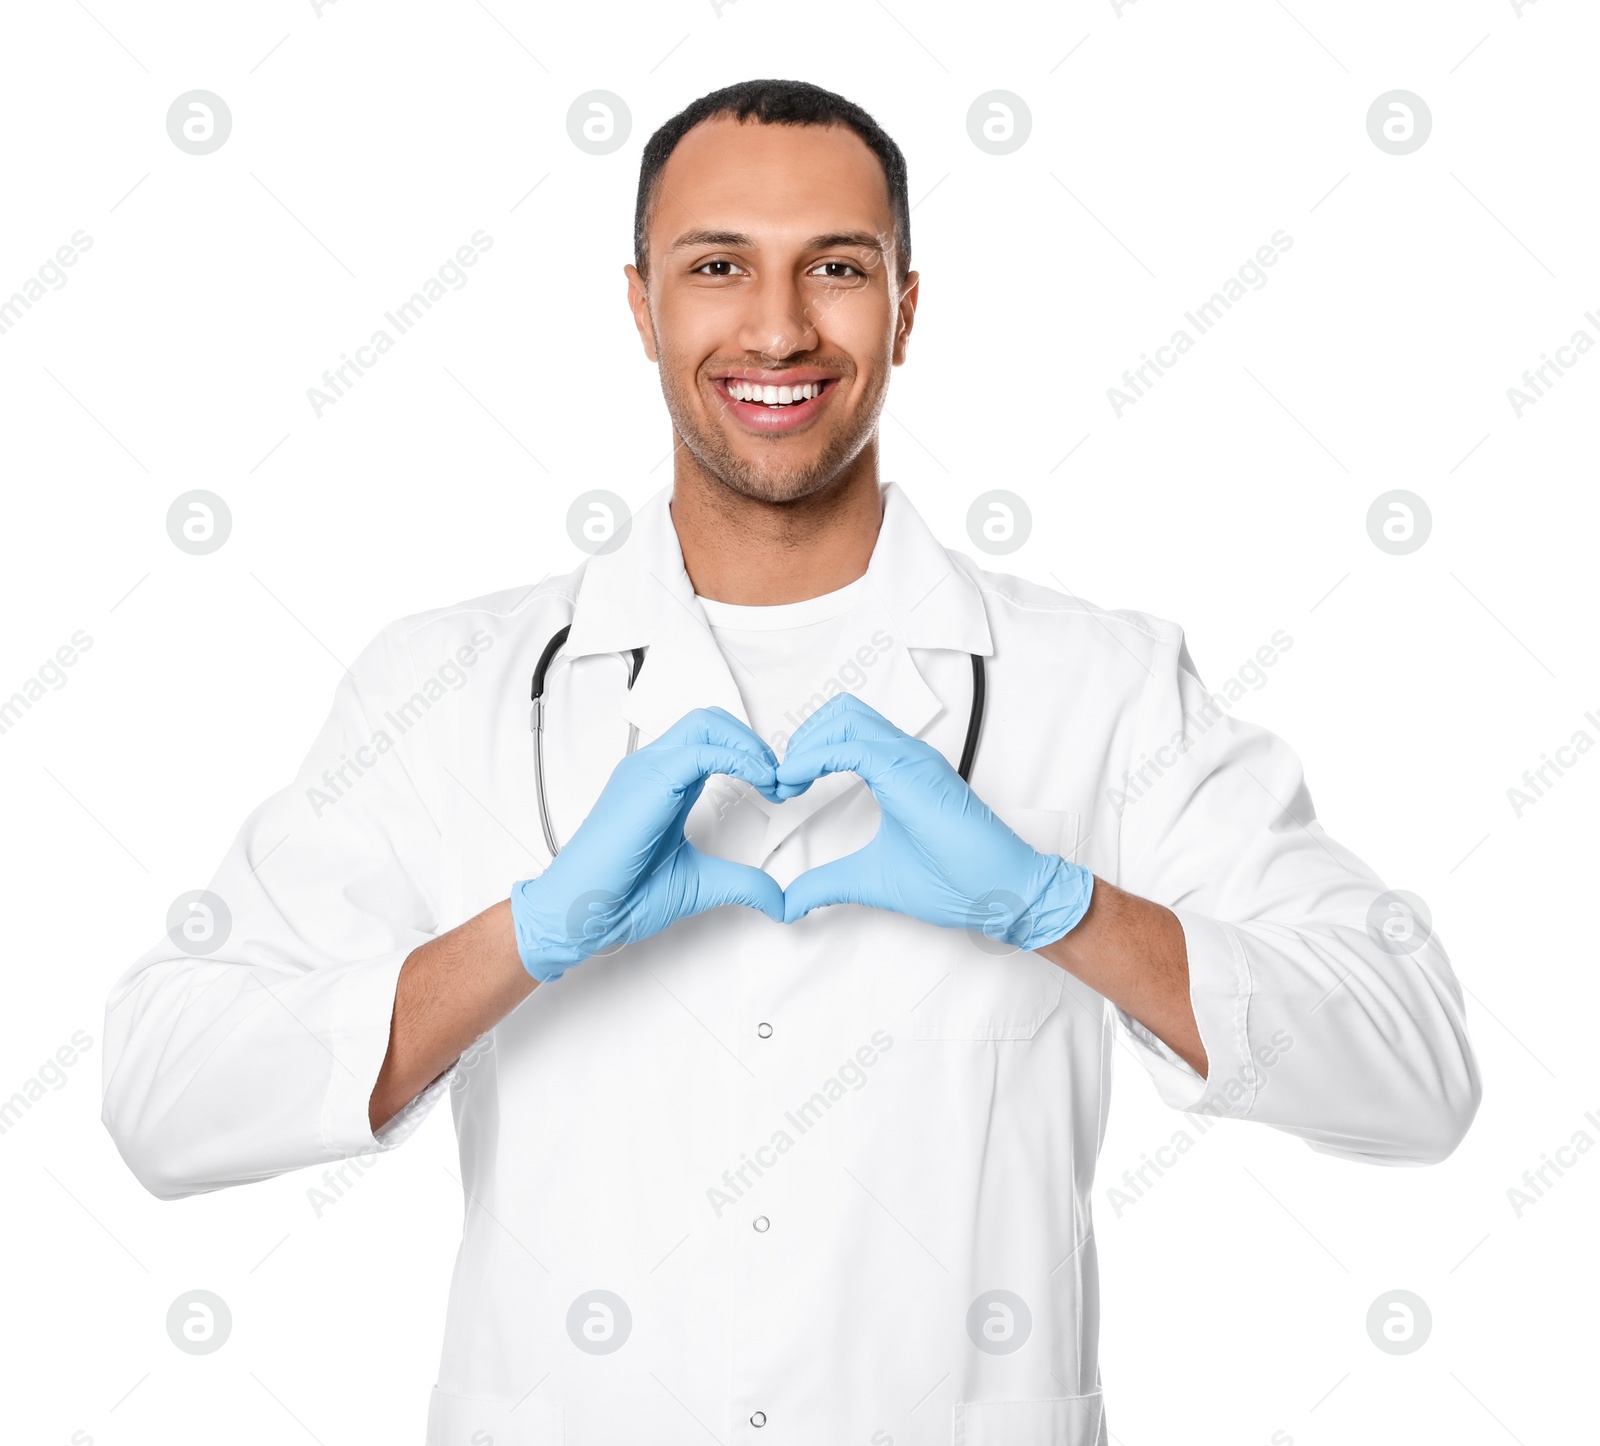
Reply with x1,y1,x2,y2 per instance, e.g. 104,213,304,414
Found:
891,269,920,366
624,262,659,363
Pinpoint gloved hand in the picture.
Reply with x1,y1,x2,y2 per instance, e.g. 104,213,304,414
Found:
510,707,784,983
774,693,1094,949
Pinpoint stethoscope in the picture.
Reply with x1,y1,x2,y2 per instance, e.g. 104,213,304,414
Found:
530,624,987,857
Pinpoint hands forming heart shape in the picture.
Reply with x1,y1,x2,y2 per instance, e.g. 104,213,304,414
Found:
509,693,1094,984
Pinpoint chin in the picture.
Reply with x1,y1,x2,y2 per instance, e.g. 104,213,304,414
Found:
719,454,851,506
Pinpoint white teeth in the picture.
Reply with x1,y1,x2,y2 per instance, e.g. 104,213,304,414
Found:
726,380,821,405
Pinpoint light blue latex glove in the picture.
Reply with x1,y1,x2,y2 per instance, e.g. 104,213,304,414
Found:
775,693,1094,948
510,707,785,982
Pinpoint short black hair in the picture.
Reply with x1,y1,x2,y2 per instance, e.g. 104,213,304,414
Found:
634,79,911,285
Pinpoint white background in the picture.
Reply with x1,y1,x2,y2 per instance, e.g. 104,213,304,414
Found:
2,1,1595,1442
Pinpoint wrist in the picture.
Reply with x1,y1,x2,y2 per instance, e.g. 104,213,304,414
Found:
509,876,589,982
1013,855,1095,953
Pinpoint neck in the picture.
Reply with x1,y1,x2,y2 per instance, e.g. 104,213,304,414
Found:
669,450,884,605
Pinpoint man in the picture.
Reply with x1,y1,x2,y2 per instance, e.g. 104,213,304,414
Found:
104,80,1480,1444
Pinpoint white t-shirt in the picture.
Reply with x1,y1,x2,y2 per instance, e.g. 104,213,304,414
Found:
693,573,890,762
690,575,894,875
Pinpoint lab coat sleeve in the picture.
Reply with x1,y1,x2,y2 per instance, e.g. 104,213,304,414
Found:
101,621,456,1200
1111,625,1482,1165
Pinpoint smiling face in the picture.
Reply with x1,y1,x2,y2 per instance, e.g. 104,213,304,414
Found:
626,115,918,506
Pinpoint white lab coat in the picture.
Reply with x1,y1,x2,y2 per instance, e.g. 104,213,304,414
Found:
102,481,1480,1445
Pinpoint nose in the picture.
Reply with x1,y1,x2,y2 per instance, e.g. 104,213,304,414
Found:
736,268,818,362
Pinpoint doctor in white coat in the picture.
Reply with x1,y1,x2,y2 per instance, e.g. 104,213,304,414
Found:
103,79,1480,1445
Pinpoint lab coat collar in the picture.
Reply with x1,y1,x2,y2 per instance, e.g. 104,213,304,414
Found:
558,480,993,758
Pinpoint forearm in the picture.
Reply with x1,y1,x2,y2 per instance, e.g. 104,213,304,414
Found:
369,899,536,1133
1034,877,1208,1078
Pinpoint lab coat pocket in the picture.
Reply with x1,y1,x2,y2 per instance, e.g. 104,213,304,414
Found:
952,1390,1105,1445
912,809,1081,1042
988,805,1083,865
426,1386,563,1445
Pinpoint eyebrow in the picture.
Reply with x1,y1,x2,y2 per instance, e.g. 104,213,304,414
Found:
666,228,886,255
